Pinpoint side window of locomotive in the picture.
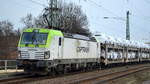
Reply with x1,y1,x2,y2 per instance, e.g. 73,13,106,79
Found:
59,37,61,46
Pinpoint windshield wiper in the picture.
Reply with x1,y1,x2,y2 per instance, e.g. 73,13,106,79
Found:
31,32,36,44
31,33,39,47
25,43,29,47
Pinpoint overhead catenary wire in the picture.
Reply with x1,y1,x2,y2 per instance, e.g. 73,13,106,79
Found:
12,0,150,31
27,0,46,7
129,0,150,22
84,0,150,40
83,0,126,35
89,17,125,37
143,0,150,4
127,0,150,35
86,0,150,23
9,0,33,8
87,0,121,18
85,0,126,22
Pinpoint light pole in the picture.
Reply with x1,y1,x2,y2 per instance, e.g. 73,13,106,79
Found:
126,11,130,40
103,14,130,40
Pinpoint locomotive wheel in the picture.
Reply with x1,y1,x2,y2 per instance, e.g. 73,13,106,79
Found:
47,67,56,76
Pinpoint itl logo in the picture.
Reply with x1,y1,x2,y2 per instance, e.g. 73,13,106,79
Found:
77,47,89,53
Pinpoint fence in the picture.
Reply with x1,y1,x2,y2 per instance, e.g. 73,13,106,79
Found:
0,60,18,72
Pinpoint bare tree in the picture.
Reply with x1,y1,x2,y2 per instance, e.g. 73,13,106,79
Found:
34,15,47,28
0,20,14,36
43,2,90,36
21,2,91,36
21,13,47,28
21,14,34,28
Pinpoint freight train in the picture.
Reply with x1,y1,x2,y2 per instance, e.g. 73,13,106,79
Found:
17,28,150,75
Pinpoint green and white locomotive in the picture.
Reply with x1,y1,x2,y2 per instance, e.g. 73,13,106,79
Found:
17,28,100,75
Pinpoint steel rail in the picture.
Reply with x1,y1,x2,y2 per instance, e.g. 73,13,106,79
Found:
0,73,33,84
0,64,149,84
69,65,150,84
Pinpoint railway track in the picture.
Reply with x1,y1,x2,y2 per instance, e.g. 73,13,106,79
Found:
0,73,34,84
0,64,149,84
69,64,150,84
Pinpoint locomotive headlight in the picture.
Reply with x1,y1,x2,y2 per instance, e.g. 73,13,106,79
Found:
44,51,50,59
18,51,21,59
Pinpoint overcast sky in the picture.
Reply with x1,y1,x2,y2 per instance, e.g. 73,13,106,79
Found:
0,0,150,42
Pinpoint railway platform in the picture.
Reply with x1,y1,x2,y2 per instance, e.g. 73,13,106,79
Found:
0,69,23,74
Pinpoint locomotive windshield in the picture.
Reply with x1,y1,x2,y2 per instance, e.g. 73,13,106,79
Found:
21,32,48,45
